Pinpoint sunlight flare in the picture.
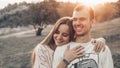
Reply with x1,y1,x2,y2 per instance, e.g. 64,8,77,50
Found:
78,0,118,6
57,0,118,6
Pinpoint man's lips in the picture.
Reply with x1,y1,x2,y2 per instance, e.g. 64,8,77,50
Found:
76,26,83,32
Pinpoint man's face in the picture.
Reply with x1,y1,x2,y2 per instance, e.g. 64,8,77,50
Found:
72,8,93,36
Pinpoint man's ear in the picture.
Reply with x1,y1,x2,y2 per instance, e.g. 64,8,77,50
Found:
91,19,96,26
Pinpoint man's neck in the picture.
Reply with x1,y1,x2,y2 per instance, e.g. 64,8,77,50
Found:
75,33,91,43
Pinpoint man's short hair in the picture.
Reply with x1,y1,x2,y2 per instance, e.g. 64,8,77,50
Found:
73,5,95,20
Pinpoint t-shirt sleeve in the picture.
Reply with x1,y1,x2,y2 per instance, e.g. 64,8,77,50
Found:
100,46,114,68
33,45,50,68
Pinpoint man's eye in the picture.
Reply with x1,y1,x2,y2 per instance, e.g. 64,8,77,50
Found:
79,18,86,21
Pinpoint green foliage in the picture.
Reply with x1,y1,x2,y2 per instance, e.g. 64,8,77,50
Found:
0,10,31,28
0,1,119,28
0,1,76,28
57,2,76,17
94,2,120,23
29,1,59,26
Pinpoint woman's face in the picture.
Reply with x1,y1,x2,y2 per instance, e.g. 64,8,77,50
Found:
53,24,70,46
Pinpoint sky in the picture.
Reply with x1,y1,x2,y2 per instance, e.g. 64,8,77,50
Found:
0,0,41,9
0,0,118,9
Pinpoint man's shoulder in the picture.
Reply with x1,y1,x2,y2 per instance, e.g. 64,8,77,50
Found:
99,45,112,56
104,45,111,52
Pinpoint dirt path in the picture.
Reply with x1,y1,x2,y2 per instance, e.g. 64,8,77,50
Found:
0,29,35,38
0,25,53,38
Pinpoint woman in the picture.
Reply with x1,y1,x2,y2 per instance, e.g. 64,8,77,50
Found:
32,17,105,68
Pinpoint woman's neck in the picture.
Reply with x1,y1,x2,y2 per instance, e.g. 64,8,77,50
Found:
49,44,57,51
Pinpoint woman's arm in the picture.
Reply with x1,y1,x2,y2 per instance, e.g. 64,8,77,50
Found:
92,37,106,53
57,45,85,68
56,38,106,68
33,45,51,68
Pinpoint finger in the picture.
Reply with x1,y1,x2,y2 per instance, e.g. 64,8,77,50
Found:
66,45,70,51
77,51,85,58
65,45,70,52
95,41,102,52
76,50,85,55
97,41,106,52
92,39,96,44
93,39,97,51
97,41,102,52
97,42,103,52
75,46,84,52
93,41,98,52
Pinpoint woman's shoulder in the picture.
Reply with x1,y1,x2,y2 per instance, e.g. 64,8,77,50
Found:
34,43,44,49
34,43,53,53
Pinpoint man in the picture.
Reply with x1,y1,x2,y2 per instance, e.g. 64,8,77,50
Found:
52,5,113,68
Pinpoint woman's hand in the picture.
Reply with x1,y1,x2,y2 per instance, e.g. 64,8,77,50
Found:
92,38,106,53
63,45,85,63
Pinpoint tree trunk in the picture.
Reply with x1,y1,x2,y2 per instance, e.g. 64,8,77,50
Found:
36,27,43,36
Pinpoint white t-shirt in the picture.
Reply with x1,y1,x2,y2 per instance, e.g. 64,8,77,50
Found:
52,41,114,68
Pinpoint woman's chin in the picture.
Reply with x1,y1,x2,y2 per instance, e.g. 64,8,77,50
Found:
56,43,63,46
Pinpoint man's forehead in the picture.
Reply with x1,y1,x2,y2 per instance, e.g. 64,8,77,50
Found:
72,9,89,18
72,11,82,18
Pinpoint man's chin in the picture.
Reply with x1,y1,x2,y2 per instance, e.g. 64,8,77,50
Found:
76,32,86,36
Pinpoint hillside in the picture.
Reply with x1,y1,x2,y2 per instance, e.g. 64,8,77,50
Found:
92,18,120,68
92,18,120,54
0,25,53,68
0,5,28,19
0,18,120,68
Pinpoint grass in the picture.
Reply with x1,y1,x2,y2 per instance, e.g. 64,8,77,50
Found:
0,18,120,68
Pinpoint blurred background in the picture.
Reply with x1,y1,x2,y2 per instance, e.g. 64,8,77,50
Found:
0,0,120,68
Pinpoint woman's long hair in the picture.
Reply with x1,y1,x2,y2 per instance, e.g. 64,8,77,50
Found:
31,17,75,68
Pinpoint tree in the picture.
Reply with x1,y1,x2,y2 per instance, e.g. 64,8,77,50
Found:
57,2,76,17
29,1,59,36
94,2,119,23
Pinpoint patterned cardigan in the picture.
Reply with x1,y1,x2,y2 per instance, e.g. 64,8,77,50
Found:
33,44,54,68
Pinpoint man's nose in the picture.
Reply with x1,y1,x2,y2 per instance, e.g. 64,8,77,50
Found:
76,20,81,25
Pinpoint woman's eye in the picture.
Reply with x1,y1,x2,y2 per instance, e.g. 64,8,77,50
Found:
55,31,59,34
73,18,77,21
63,33,69,37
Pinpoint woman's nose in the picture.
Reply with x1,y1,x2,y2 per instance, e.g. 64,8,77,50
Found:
57,34,62,40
